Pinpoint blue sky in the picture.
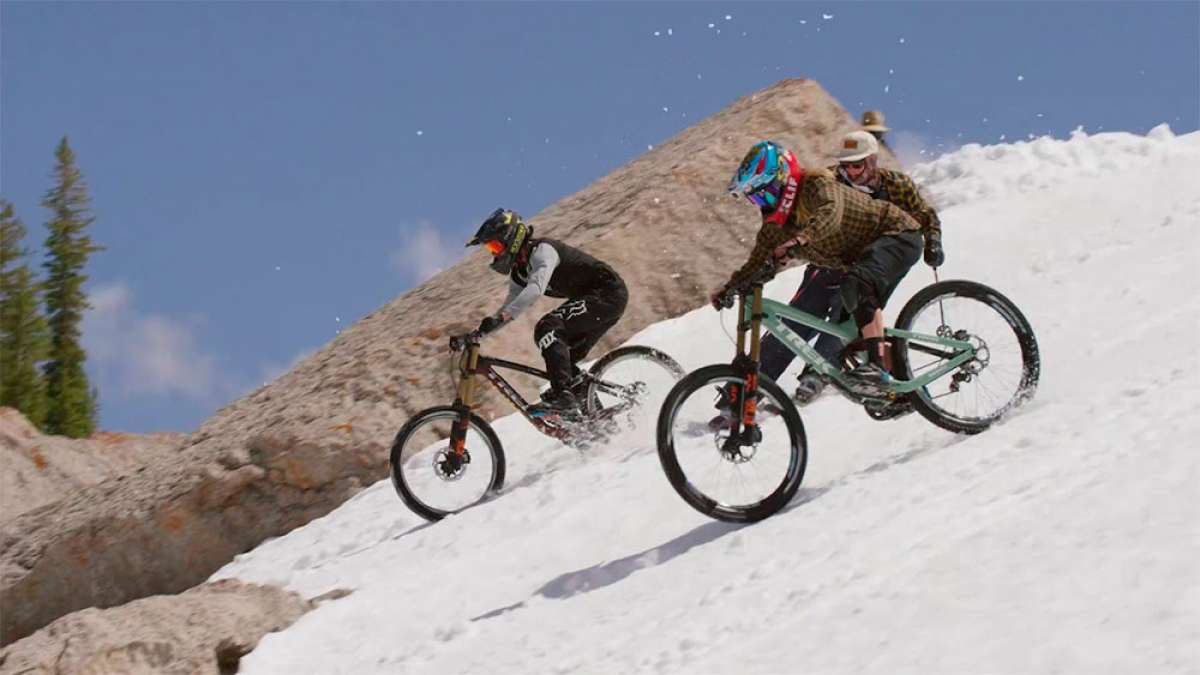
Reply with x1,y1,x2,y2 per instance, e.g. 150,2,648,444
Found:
2,1,1197,433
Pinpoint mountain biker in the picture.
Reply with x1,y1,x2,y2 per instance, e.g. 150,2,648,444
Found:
709,140,923,420
782,130,945,403
466,208,628,417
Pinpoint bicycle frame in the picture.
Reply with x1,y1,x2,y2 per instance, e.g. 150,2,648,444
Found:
738,285,978,396
453,343,563,432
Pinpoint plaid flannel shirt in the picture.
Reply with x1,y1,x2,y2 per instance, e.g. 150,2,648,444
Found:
726,170,921,289
830,165,942,240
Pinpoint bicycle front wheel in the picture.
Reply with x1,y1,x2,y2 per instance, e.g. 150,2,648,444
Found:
389,406,506,521
656,365,807,523
893,280,1040,434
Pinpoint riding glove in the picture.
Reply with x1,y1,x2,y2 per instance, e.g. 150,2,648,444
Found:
478,315,504,335
924,238,945,268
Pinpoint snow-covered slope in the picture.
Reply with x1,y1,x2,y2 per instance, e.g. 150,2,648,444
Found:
214,126,1200,674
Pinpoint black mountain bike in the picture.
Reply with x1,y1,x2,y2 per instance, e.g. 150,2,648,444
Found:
390,331,684,521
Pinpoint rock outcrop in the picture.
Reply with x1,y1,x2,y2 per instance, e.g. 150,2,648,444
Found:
0,79,897,644
0,580,332,674
0,408,184,524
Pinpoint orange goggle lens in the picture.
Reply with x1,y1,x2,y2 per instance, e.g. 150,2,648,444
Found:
483,239,506,255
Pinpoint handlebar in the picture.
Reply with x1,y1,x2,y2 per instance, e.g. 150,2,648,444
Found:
718,261,778,309
448,330,482,352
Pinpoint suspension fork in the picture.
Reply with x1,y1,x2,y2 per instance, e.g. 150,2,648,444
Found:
449,344,481,459
729,285,765,444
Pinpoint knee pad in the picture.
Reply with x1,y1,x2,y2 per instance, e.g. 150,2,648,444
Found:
534,314,561,339
841,274,880,327
534,317,564,353
536,329,561,352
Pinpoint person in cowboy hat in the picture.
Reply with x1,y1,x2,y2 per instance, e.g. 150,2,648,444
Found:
773,130,945,404
861,110,890,146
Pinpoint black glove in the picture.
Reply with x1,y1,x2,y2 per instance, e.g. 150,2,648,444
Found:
924,238,945,268
477,315,504,335
710,286,733,310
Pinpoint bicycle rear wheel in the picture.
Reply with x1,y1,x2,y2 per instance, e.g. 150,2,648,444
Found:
893,280,1040,434
584,345,685,427
389,406,506,521
656,364,807,523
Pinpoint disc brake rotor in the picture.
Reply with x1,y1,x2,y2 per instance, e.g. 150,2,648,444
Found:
433,448,470,481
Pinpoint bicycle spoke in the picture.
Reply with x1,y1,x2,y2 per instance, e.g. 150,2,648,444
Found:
895,281,1038,431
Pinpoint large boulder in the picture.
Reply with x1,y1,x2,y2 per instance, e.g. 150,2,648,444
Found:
0,79,896,644
0,579,327,675
0,408,184,524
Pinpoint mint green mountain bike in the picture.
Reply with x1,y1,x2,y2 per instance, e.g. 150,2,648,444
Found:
657,275,1040,523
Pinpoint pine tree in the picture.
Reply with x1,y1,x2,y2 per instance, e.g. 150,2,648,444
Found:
40,137,103,437
0,200,50,426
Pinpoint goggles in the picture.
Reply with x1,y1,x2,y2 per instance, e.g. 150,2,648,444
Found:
841,159,868,171
729,182,779,209
483,239,506,256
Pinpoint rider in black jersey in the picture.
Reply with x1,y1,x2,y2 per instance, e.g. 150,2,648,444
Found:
467,208,628,416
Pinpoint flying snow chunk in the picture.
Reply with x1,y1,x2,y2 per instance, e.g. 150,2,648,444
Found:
899,37,906,43
647,144,654,150
416,130,423,136
889,68,894,75
799,19,807,24
708,22,715,28
884,84,890,93
654,31,661,36
1017,74,1025,81
668,28,673,36
822,13,834,19
725,14,732,20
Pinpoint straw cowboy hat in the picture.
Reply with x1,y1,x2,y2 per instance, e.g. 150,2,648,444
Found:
861,110,890,133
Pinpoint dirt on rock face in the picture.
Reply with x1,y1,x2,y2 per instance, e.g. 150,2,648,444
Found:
0,79,892,646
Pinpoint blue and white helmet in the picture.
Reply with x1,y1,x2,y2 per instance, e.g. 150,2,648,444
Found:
728,140,792,212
